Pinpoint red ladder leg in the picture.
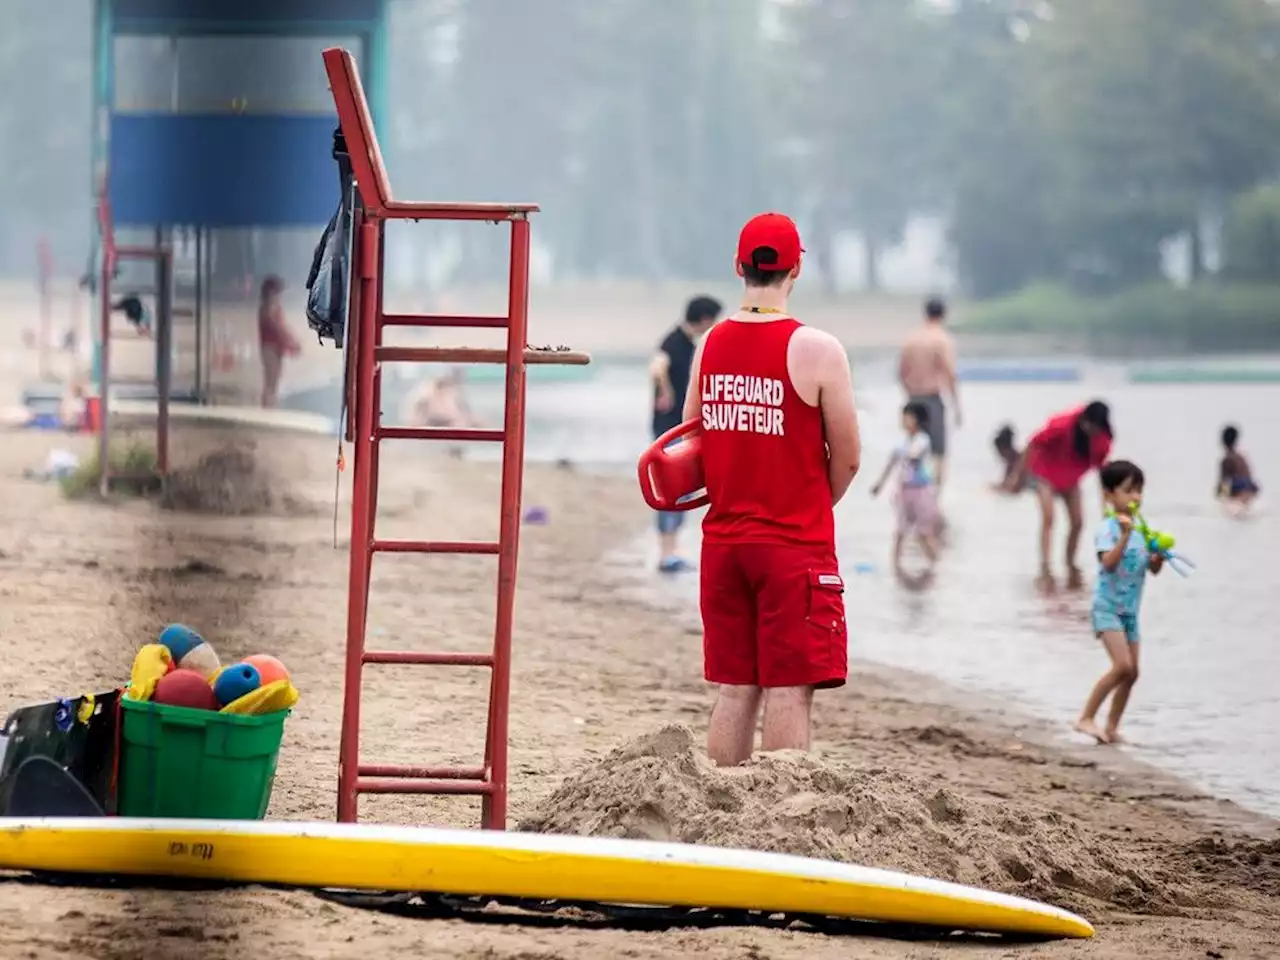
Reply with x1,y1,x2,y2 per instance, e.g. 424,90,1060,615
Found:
336,213,381,824
482,214,532,829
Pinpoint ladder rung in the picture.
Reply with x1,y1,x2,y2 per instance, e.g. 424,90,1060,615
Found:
371,539,501,555
363,650,494,667
374,345,593,366
381,313,508,329
376,346,505,364
355,777,494,796
377,426,505,443
358,764,486,780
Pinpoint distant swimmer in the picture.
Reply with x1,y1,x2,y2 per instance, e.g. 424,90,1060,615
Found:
898,297,961,496
649,295,723,573
684,212,860,767
1075,460,1164,745
870,400,940,581
1217,424,1259,513
1004,402,1113,589
991,424,1028,493
406,367,477,428
403,368,478,459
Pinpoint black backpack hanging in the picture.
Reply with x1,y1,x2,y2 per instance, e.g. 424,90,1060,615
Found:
305,125,356,348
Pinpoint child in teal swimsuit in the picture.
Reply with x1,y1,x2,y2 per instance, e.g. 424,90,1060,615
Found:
1075,460,1164,744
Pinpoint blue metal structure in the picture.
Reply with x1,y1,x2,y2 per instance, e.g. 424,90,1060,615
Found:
87,0,388,471
88,0,386,491
92,0,388,228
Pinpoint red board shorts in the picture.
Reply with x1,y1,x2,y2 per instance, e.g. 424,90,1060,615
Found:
699,540,848,689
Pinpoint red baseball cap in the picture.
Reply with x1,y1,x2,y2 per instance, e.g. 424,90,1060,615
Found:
737,212,804,272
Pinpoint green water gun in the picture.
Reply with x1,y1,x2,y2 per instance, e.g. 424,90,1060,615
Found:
1110,503,1194,576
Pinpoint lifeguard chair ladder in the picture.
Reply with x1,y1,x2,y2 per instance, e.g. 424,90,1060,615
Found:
95,194,174,498
323,48,590,830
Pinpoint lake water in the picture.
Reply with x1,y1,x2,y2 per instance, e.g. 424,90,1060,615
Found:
284,355,1280,817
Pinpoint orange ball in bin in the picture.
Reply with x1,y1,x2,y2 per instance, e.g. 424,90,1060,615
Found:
243,654,290,687
153,668,219,711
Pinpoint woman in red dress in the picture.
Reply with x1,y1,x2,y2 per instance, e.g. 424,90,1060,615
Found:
258,275,302,408
1005,401,1113,588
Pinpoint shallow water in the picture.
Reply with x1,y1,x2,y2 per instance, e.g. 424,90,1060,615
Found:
284,355,1280,816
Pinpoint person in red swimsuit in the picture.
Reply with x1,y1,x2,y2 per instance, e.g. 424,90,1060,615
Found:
258,275,302,408
683,212,862,766
1005,401,1113,588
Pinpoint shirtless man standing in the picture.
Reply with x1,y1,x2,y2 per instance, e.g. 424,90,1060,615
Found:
684,212,861,766
898,297,961,491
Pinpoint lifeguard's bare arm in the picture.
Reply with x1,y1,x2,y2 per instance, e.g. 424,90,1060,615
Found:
817,336,860,505
681,336,707,424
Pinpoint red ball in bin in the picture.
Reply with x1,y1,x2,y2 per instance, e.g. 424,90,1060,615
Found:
153,668,219,711
243,653,290,687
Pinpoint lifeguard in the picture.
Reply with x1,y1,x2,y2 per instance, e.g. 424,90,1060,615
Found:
683,212,861,766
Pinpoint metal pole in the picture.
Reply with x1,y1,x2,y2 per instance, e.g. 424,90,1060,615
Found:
98,248,112,497
194,227,203,403
483,215,532,831
36,239,52,382
336,211,379,824
156,249,172,480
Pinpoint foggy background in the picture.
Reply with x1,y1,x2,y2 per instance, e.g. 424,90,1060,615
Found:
5,0,1280,355
1,0,1280,823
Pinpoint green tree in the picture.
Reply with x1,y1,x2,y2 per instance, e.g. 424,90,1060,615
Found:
937,0,1056,298
548,0,774,281
1029,0,1280,291
0,1,91,273
1222,184,1280,283
788,0,941,291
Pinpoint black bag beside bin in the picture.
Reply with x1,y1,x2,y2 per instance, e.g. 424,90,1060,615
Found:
0,690,121,817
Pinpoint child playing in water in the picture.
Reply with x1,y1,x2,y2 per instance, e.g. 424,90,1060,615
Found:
1217,425,1259,510
991,424,1027,493
871,400,939,578
1076,460,1164,745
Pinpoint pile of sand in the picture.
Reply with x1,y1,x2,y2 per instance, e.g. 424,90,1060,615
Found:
519,725,1193,915
162,444,310,516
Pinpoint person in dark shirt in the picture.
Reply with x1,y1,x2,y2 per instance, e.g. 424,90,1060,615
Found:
650,295,723,572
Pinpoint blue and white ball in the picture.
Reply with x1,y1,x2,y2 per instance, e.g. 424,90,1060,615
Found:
157,623,221,681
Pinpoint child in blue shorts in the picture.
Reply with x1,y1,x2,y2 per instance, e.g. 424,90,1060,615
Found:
1075,460,1164,744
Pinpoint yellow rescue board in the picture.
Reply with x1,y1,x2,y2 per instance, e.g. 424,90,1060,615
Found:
0,818,1093,939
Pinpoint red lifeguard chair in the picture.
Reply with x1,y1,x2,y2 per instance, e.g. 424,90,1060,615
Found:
322,48,590,830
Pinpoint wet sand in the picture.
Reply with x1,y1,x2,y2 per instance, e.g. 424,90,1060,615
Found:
0,426,1277,960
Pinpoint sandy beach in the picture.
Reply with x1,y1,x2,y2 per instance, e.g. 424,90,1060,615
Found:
0,422,1276,960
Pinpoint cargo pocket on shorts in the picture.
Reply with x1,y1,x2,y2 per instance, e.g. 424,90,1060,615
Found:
806,570,846,636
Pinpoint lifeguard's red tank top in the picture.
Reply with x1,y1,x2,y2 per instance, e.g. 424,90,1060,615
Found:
698,317,835,548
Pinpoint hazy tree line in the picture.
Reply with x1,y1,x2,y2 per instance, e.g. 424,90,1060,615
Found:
5,0,1280,314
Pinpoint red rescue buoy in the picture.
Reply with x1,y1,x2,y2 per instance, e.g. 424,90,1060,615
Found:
637,419,709,512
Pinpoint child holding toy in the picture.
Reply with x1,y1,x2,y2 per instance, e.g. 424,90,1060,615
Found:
871,400,940,579
1076,460,1163,745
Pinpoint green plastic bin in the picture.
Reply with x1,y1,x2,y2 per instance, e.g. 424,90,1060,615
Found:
117,698,288,819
